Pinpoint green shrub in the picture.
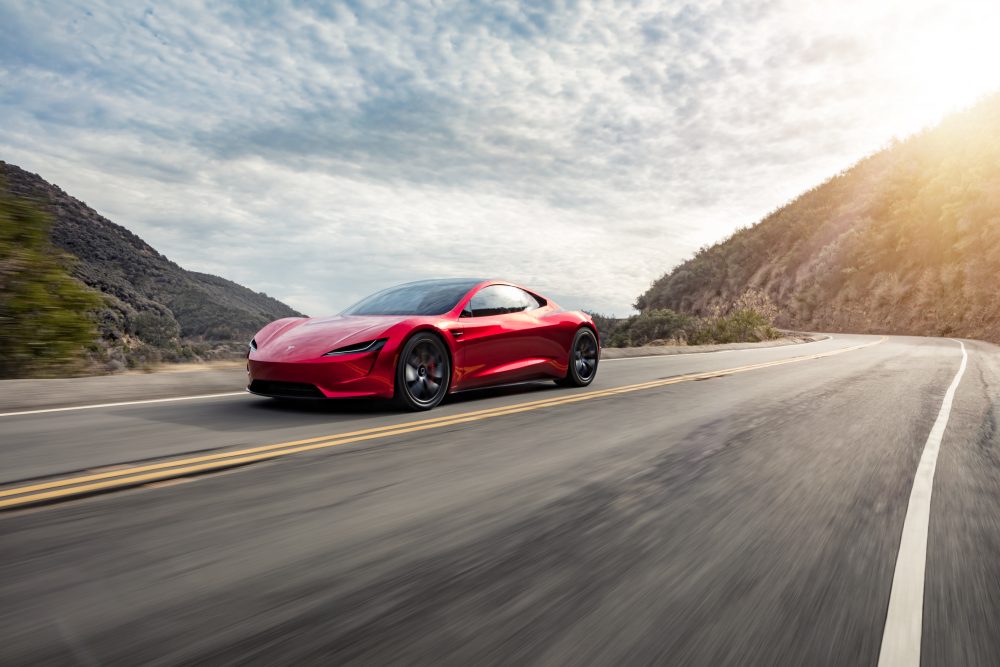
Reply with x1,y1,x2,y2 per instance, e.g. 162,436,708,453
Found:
692,308,779,344
605,308,700,347
609,290,780,347
0,184,100,377
131,309,182,347
583,311,621,344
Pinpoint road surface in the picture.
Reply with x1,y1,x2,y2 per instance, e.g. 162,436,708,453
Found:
1,334,999,665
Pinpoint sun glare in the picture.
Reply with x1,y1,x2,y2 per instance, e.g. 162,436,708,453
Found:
880,0,1000,131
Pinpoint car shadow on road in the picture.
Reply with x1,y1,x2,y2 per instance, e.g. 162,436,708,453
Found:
442,380,561,405
131,381,564,433
252,379,563,412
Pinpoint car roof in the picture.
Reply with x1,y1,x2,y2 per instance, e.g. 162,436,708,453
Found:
391,278,489,288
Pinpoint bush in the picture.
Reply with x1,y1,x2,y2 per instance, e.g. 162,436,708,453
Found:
0,184,101,377
605,309,700,347
691,309,778,344
131,309,182,347
607,289,780,347
583,311,621,345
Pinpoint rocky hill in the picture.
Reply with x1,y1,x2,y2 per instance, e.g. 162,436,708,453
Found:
637,93,1000,344
1,161,302,370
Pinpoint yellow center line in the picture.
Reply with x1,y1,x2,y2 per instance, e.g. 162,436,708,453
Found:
0,337,885,510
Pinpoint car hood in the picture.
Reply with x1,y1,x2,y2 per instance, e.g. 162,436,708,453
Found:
256,315,406,361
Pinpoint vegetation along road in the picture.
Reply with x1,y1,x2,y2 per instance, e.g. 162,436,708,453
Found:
1,334,999,665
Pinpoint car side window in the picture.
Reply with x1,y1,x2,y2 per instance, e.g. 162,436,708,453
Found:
467,285,543,317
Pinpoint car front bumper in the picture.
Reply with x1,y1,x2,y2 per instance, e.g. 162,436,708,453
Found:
247,353,395,399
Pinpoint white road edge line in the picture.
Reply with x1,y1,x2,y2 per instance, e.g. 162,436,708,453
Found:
0,392,248,418
878,338,968,667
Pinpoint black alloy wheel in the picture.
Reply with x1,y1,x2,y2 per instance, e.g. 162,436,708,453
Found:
557,328,599,387
395,333,450,410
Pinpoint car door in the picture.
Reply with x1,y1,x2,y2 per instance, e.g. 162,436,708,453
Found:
453,285,559,389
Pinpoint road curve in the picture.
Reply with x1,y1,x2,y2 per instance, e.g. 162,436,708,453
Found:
1,334,999,665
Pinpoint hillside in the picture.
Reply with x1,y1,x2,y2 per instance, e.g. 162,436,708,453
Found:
637,93,1000,344
1,161,302,371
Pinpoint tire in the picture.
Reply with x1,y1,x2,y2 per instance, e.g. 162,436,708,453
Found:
557,327,599,387
394,332,451,410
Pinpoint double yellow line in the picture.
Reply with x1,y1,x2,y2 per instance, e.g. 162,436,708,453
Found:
0,337,885,511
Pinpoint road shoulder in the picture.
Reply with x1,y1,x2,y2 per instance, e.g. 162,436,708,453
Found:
0,335,826,414
0,363,247,414
600,332,826,359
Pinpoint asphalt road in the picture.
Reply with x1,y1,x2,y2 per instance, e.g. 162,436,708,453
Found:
1,334,999,665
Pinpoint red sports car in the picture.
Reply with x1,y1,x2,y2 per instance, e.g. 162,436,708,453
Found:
247,278,600,410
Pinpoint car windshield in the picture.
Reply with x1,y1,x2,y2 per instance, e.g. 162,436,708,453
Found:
341,279,482,316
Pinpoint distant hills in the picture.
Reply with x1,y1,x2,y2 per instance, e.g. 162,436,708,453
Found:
637,93,1000,344
1,161,301,371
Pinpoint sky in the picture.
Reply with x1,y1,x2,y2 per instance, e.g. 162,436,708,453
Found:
2,1,999,316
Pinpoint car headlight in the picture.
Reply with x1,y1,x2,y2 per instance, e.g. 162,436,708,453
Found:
249,338,257,353
323,338,387,356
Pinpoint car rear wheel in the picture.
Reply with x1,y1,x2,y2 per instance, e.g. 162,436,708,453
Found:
395,332,450,410
557,328,599,387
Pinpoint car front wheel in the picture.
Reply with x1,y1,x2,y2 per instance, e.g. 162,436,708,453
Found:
557,327,599,387
395,332,451,410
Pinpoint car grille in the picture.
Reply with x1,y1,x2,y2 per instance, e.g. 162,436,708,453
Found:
248,380,324,399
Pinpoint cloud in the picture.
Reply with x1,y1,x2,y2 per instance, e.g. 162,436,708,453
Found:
2,0,999,315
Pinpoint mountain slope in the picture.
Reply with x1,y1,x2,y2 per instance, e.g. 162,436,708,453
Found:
637,93,1000,344
1,161,302,368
